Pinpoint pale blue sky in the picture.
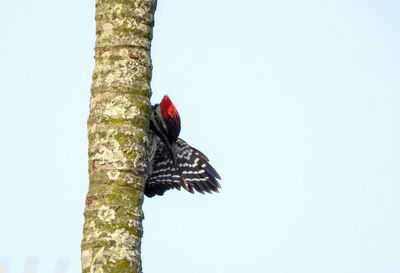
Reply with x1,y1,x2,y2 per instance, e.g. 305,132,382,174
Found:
1,0,399,272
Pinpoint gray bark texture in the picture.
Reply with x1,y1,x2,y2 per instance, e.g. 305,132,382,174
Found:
81,0,157,272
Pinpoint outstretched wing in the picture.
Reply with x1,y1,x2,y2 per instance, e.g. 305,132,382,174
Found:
175,138,221,194
144,138,221,198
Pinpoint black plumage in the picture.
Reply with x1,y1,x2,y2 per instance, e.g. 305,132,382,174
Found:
145,138,221,197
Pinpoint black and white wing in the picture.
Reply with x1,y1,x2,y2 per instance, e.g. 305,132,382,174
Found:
144,138,221,198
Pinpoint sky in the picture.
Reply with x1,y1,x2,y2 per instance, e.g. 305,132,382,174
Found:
0,0,399,272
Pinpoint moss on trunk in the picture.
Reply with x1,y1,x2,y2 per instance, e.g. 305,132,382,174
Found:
81,0,157,272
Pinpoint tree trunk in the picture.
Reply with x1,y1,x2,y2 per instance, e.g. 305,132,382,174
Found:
81,1,157,272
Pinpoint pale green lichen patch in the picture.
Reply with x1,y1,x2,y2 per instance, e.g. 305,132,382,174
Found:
106,170,120,180
88,126,147,171
90,136,128,168
104,95,140,119
91,247,107,272
124,173,135,184
88,94,150,129
119,48,129,58
93,58,151,90
109,228,137,262
82,206,144,268
102,23,113,37
112,3,123,15
85,221,103,242
98,205,116,223
81,249,92,269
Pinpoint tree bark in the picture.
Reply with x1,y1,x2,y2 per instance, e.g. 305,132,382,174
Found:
81,0,157,272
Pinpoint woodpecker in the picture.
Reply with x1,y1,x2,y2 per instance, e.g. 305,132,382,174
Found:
145,95,221,197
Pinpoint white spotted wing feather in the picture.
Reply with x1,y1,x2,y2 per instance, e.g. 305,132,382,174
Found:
145,138,221,197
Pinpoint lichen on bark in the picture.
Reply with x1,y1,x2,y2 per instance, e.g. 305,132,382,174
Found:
81,0,157,272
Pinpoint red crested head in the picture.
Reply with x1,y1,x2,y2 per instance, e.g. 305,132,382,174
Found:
159,95,181,143
160,95,179,121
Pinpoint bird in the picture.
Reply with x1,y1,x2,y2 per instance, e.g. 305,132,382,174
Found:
144,95,221,197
